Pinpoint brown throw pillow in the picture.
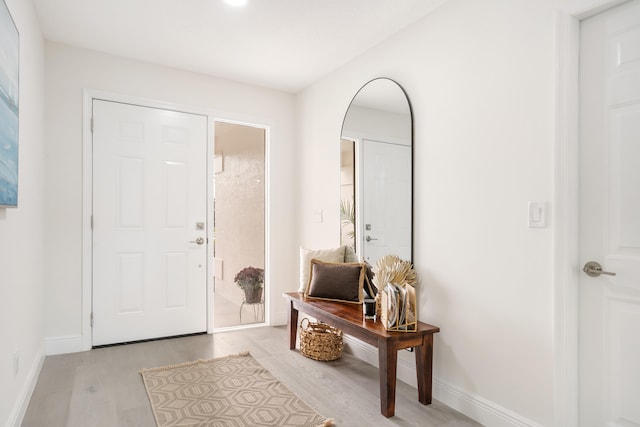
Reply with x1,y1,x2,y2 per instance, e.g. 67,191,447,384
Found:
298,246,346,293
304,259,365,304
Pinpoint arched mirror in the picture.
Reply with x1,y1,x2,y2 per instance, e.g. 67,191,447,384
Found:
340,78,413,265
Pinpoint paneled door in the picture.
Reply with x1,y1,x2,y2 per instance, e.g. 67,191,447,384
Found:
579,2,640,425
361,139,411,264
92,100,207,346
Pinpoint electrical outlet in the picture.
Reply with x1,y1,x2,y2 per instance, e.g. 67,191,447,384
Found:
13,352,19,376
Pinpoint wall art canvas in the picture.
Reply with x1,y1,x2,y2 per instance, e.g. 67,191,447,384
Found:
0,0,19,207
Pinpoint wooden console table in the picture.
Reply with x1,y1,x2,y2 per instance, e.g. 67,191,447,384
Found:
283,292,440,418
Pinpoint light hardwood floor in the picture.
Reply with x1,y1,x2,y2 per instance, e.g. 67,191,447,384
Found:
22,326,482,426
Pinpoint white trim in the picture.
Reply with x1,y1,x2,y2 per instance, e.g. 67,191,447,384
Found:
343,335,419,388
81,90,93,351
206,116,215,333
6,348,45,427
272,310,288,326
45,335,83,355
342,336,542,427
263,121,272,327
565,0,629,19
553,10,580,427
553,2,624,426
433,379,543,427
81,89,273,349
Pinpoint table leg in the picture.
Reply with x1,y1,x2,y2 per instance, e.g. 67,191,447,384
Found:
415,334,434,404
287,301,299,350
378,339,398,418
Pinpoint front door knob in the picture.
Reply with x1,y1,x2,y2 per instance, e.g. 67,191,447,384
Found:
583,261,616,277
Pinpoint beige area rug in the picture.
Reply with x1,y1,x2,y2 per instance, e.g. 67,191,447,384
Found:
140,352,334,427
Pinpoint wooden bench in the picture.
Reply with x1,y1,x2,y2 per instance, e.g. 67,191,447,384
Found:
283,292,440,418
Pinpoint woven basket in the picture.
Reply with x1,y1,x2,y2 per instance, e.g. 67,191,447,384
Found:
299,318,343,361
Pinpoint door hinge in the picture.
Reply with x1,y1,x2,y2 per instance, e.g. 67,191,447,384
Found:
90,312,94,328
90,215,93,230
90,117,94,133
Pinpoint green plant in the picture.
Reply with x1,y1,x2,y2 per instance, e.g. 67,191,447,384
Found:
340,198,355,241
234,266,264,290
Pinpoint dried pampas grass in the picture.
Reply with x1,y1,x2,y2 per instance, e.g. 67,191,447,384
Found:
372,255,417,289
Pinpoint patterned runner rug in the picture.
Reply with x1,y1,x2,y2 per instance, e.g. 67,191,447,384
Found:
140,352,334,427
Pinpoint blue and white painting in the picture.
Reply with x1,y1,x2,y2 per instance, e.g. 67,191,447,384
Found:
0,0,19,207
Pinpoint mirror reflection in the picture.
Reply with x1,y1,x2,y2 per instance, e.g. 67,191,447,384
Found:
213,122,266,328
340,78,413,265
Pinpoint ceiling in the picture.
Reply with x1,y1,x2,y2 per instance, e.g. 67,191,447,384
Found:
32,0,447,93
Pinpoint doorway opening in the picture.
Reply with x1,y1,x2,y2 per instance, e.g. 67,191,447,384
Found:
340,138,356,253
212,121,266,329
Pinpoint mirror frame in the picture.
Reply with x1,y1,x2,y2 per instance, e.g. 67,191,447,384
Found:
340,77,414,264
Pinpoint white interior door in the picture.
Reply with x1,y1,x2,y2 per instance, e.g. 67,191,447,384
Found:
361,139,411,264
579,2,640,425
92,100,207,346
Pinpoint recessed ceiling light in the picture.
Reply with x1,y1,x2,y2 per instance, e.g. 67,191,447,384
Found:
225,0,247,7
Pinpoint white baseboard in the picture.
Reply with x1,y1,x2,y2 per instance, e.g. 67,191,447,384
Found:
342,335,419,387
271,310,288,326
6,347,45,427
433,379,543,427
342,336,542,427
45,334,83,355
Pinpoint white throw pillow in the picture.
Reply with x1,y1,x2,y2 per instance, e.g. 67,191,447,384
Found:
298,246,346,293
343,245,359,263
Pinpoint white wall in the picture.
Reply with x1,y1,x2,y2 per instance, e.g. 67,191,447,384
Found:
0,0,46,425
43,43,297,351
296,0,573,425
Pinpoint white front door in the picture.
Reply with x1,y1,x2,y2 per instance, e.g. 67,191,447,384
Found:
579,2,640,425
361,139,411,264
92,100,207,346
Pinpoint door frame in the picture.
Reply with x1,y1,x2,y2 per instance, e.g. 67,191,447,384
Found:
553,1,629,425
81,89,271,350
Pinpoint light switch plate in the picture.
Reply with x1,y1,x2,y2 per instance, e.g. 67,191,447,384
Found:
313,209,323,224
528,202,547,228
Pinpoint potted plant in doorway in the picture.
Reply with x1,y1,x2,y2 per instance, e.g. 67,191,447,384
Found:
234,266,265,304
